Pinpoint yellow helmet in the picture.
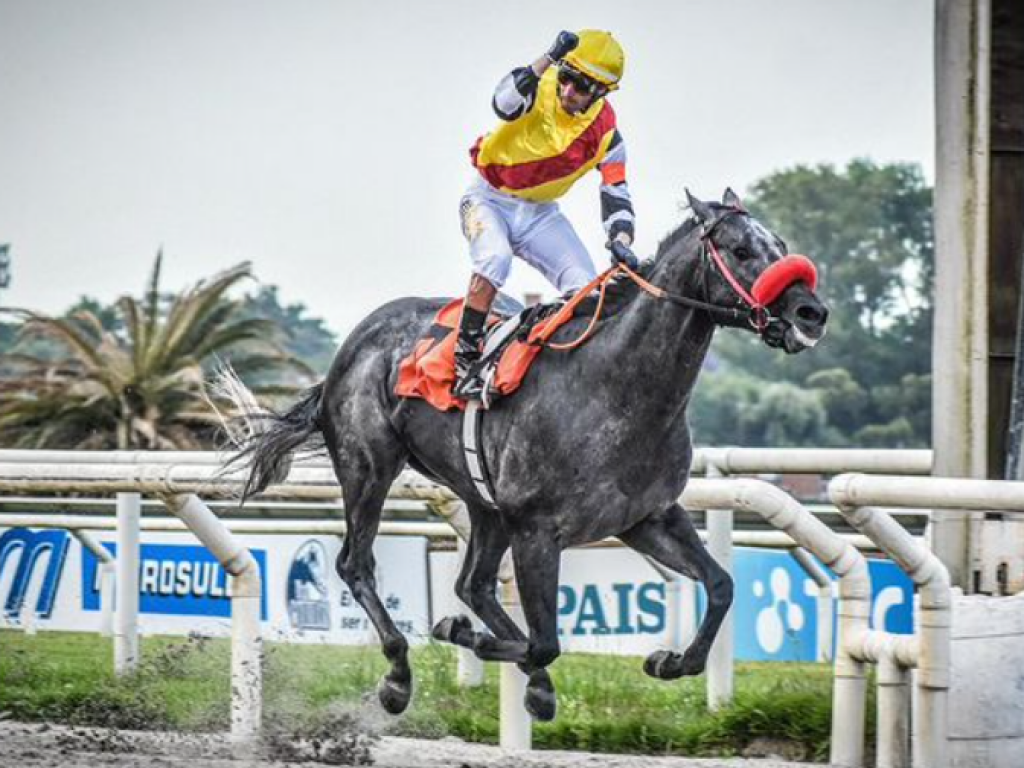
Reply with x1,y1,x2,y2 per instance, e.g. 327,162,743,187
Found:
563,30,625,90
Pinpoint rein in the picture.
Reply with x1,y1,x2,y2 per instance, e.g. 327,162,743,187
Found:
616,259,754,325
540,257,751,353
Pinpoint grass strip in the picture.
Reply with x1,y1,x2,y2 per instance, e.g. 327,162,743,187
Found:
0,629,866,761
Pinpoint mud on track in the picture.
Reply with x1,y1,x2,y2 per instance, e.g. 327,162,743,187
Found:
0,722,822,768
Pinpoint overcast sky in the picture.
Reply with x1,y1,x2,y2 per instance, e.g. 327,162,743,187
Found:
0,0,934,338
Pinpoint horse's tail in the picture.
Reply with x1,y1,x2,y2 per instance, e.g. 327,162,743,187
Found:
210,365,325,501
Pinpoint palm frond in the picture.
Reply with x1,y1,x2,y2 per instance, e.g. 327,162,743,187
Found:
147,262,252,373
17,312,121,392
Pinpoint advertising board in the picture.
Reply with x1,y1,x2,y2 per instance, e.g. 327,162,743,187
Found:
2,526,910,661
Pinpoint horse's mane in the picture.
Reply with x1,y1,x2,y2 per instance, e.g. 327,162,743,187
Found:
569,215,701,320
655,214,701,260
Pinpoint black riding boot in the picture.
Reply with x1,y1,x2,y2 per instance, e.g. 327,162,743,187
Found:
453,306,487,400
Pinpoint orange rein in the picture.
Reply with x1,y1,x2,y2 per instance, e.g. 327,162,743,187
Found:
538,263,663,351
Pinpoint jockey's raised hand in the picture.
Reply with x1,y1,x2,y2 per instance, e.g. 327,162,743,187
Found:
546,31,579,65
609,233,639,271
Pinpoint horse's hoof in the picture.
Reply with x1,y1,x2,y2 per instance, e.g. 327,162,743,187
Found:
644,649,682,680
644,649,706,680
431,614,471,645
524,683,557,721
377,675,412,715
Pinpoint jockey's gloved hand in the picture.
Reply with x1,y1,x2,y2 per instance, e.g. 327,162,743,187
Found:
546,31,579,64
609,237,639,271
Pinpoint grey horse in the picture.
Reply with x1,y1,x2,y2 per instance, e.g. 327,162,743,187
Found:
229,189,828,721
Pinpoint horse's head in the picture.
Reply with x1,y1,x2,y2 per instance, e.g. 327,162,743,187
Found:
684,188,828,353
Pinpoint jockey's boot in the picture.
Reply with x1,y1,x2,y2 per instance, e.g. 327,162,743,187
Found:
452,328,485,400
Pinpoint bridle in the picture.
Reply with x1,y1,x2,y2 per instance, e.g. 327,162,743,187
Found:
621,208,808,332
540,209,818,351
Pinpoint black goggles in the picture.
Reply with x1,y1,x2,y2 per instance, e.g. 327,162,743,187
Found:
557,64,608,99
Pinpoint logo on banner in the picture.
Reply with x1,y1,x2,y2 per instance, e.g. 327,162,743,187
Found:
287,540,330,630
753,567,806,654
0,529,70,619
82,542,267,619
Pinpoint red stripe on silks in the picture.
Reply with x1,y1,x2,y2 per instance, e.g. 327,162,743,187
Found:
474,102,617,191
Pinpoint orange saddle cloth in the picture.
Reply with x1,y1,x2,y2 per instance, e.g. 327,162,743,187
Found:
395,295,582,412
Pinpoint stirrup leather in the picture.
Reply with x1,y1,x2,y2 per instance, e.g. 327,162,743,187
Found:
453,335,485,401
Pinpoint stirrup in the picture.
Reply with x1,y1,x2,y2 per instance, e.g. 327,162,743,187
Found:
452,372,485,401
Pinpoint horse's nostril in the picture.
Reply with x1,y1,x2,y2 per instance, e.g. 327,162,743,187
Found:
796,303,828,326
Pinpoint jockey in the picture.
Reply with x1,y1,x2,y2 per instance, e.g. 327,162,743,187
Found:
453,29,638,400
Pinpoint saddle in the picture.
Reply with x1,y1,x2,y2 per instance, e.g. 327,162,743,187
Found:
395,293,563,411
395,269,623,507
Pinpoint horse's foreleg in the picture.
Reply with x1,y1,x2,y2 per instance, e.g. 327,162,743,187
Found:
619,502,734,681
433,512,529,662
431,511,554,704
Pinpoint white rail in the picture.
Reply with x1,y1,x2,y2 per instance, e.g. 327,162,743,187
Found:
0,447,935,475
0,449,935,757
0,512,880,551
824,473,1024,768
694,447,933,476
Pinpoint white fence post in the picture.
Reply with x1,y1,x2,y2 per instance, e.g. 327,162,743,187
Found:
498,577,531,750
72,530,116,638
114,492,140,674
705,460,734,709
161,493,263,748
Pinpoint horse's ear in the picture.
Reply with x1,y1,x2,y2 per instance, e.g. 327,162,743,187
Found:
722,187,745,210
686,189,715,223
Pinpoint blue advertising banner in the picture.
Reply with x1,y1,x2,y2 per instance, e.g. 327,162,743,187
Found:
728,548,912,661
553,546,914,661
81,542,268,620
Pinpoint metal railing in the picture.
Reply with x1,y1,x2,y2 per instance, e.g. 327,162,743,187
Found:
0,448,949,762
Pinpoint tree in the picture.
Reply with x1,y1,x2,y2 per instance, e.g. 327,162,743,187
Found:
0,255,311,449
689,370,835,447
239,286,338,375
693,160,933,447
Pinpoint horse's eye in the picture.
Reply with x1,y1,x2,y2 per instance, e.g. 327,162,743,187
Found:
734,247,753,261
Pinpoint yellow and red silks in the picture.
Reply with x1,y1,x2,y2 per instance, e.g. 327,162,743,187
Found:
470,68,618,203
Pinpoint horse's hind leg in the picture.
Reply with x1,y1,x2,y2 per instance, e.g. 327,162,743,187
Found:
327,425,413,714
431,506,556,719
619,502,734,680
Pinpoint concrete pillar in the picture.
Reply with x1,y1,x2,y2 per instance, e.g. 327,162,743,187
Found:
932,0,992,588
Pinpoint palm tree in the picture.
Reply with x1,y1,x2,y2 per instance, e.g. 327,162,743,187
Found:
0,254,312,449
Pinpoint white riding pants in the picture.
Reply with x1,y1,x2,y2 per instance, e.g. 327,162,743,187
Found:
459,177,596,293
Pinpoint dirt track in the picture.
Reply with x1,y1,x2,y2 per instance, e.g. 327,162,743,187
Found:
0,722,823,768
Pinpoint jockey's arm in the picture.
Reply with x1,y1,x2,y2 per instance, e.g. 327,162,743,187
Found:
599,130,636,247
491,56,550,121
492,31,576,121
